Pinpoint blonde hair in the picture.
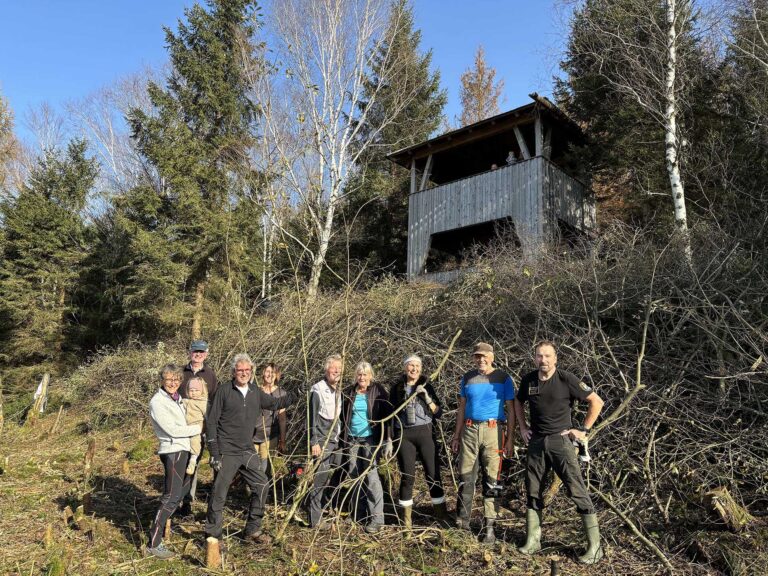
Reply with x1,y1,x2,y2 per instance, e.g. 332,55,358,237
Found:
355,361,375,380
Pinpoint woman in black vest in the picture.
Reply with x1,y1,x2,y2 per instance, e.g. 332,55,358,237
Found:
387,355,449,528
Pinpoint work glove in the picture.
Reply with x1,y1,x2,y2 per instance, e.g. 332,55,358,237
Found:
209,455,223,472
414,384,432,405
383,438,393,459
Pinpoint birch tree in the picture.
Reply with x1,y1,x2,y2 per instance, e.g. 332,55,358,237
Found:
559,0,710,258
263,0,431,299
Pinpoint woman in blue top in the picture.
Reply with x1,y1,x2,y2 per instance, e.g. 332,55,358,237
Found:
341,361,391,533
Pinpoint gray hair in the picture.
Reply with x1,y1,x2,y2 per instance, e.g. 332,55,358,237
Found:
159,363,182,381
324,353,343,373
354,361,375,380
231,353,254,373
403,354,422,367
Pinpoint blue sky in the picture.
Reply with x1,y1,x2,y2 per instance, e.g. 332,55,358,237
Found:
0,0,570,142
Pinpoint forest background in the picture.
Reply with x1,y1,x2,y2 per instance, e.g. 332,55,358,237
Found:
0,1,767,574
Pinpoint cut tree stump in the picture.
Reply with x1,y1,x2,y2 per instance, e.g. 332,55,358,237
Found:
206,537,221,568
704,486,754,532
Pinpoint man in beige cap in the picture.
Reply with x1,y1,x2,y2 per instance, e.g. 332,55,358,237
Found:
450,342,515,544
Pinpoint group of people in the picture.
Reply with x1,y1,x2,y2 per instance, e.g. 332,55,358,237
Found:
146,339,605,565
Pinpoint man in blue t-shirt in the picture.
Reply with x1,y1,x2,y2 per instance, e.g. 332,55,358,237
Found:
450,342,515,544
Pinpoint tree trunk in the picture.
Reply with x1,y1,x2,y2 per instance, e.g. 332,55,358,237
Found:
191,279,206,340
664,0,692,261
307,189,339,301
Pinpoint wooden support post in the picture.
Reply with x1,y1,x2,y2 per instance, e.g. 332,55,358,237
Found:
513,126,531,160
410,158,417,196
535,115,544,157
164,518,172,541
419,154,433,191
206,537,222,569
543,126,552,159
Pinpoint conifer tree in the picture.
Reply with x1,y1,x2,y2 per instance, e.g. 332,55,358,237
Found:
458,45,504,127
120,0,263,338
0,140,98,378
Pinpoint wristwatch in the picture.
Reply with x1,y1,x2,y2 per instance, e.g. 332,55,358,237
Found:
578,425,591,433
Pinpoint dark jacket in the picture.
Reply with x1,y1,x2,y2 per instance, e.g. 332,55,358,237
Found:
387,374,443,438
181,362,219,402
206,379,292,458
341,382,391,445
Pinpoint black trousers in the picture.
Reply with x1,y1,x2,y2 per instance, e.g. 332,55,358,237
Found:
525,433,595,514
150,451,192,547
395,423,445,506
205,450,268,538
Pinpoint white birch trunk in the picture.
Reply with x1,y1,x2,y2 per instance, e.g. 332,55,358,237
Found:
664,0,692,261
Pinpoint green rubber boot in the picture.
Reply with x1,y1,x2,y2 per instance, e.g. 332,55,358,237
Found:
578,513,604,564
517,509,542,555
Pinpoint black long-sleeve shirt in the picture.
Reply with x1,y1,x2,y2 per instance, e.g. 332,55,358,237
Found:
206,380,292,457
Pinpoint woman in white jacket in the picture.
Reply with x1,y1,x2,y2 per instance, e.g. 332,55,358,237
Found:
146,364,202,560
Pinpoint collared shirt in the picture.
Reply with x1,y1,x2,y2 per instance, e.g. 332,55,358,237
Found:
309,379,342,446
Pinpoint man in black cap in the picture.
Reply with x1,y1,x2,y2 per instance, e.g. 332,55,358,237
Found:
178,339,219,517
181,340,219,401
515,340,605,564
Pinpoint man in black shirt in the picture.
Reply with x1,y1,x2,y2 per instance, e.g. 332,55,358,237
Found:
178,339,219,516
205,353,292,544
514,341,605,564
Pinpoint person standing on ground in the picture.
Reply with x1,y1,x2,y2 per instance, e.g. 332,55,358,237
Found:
204,353,292,544
253,363,287,478
146,364,202,559
387,354,449,528
450,342,515,544
514,340,605,564
178,339,219,516
308,354,344,529
341,361,389,533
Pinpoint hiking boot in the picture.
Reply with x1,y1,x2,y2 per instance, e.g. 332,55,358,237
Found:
245,529,273,545
456,515,470,531
364,521,383,534
146,542,174,560
313,520,332,531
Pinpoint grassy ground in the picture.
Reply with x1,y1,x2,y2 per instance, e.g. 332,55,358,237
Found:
1,408,764,576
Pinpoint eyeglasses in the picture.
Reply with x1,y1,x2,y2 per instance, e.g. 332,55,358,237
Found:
235,369,252,374
191,350,206,354
163,377,181,383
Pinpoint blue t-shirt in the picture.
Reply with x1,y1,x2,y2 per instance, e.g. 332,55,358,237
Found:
349,392,372,437
459,368,515,421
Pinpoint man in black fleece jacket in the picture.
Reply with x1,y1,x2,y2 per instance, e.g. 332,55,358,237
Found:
205,353,292,542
